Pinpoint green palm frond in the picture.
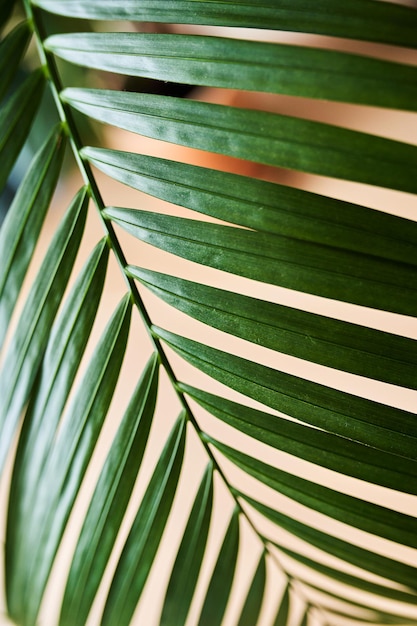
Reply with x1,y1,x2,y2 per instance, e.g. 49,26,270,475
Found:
1,1,417,625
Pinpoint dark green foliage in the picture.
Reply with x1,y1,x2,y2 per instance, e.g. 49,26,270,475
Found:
1,2,416,625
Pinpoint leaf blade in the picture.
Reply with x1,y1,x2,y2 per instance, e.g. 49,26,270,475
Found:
272,539,417,607
197,506,240,626
0,0,16,31
129,266,417,389
53,35,417,112
0,124,65,347
8,295,132,625
155,328,417,468
66,88,417,191
0,68,45,194
242,494,417,592
6,239,109,616
182,384,417,504
273,585,290,626
209,436,417,549
0,21,31,104
101,414,187,626
236,551,266,626
83,147,417,261
0,187,88,477
106,208,417,316
160,461,214,626
33,0,417,48
59,353,159,626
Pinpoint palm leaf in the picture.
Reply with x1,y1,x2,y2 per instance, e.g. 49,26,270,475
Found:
0,125,65,347
1,1,417,625
101,414,187,626
197,506,240,626
157,329,417,464
31,0,417,48
272,585,290,626
210,437,417,549
81,146,417,261
0,68,45,194
272,540,417,607
241,493,417,591
0,21,31,103
7,294,132,625
0,187,88,475
66,88,417,190
6,239,110,620
60,50,417,110
159,461,213,626
236,551,266,626
107,206,417,314
59,354,159,626
129,266,417,387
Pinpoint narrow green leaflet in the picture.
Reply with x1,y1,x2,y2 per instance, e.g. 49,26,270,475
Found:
197,507,240,626
0,125,65,348
181,383,417,493
101,414,186,626
242,494,417,592
0,68,45,194
6,239,109,612
272,540,417,607
184,384,416,603
154,328,417,467
236,551,266,626
320,605,382,625
303,579,417,624
0,21,31,103
59,353,159,626
85,147,417,266
183,384,417,483
299,607,309,626
53,36,417,113
209,436,417,549
69,89,417,184
8,240,108,515
0,188,88,477
6,295,132,626
31,0,417,48
160,462,213,626
104,208,417,316
304,584,414,626
129,266,417,389
273,585,290,626
67,90,417,192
